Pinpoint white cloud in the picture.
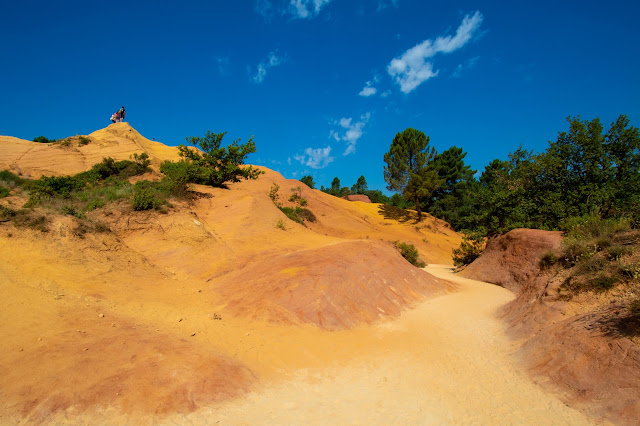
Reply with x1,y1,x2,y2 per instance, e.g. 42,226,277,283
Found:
289,0,333,19
256,0,332,20
388,11,483,93
452,56,480,78
376,0,399,12
295,146,334,169
331,113,370,155
359,80,378,97
251,51,284,83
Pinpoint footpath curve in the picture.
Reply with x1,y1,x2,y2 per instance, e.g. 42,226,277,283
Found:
181,265,594,424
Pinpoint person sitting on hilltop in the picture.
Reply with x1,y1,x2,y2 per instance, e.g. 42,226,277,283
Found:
119,106,126,122
110,112,117,123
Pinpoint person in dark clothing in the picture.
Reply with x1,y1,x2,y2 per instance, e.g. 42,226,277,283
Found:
119,106,126,122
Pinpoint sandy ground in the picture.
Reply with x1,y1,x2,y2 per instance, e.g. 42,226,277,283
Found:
157,265,592,424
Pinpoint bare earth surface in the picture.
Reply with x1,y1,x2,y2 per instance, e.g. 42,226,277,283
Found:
149,266,594,424
0,124,598,423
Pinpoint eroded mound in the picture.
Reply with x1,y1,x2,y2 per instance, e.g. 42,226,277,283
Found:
216,240,452,330
462,228,640,424
460,228,563,293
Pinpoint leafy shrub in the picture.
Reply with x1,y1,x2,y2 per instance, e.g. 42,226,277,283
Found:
268,183,281,207
587,275,619,292
33,136,54,143
608,245,632,260
131,187,159,211
618,260,640,280
175,130,263,187
61,205,84,219
561,213,631,240
395,241,426,268
77,136,90,146
577,255,607,274
29,175,84,199
0,170,25,186
452,231,486,267
131,152,151,172
275,219,286,230
280,206,303,224
561,240,590,267
159,160,201,195
1,207,48,232
0,185,9,198
296,207,316,222
539,251,558,268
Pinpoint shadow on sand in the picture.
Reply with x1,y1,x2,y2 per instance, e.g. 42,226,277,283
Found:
377,204,418,224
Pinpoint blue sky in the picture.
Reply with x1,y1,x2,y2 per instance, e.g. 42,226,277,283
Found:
2,0,639,194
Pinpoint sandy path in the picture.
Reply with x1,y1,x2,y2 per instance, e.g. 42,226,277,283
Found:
162,265,592,425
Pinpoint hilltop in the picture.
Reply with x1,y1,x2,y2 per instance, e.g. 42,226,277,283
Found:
0,123,462,422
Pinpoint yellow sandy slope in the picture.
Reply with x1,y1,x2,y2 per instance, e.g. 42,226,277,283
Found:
0,124,467,422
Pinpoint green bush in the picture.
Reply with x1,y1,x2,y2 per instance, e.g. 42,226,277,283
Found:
33,136,54,143
587,275,619,292
452,231,485,267
131,187,159,211
296,207,316,222
607,245,632,260
0,185,9,198
77,136,90,146
539,251,558,268
29,175,84,199
0,170,25,186
395,241,426,268
176,130,263,187
160,160,201,195
280,206,303,224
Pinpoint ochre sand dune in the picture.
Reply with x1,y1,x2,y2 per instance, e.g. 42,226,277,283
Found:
0,124,594,422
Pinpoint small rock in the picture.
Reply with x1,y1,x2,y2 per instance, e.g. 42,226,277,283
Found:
111,323,116,327
191,332,196,337
178,318,183,322
83,348,89,351
99,313,105,318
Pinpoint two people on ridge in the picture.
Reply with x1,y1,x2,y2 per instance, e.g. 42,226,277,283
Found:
110,106,126,123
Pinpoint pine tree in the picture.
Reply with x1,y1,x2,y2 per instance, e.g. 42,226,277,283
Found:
383,128,438,221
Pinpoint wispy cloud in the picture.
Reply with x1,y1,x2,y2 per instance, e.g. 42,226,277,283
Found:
359,80,377,97
214,56,230,75
330,112,371,155
376,0,399,12
294,146,334,169
250,51,284,83
388,11,483,93
255,0,333,20
452,56,480,78
290,0,333,19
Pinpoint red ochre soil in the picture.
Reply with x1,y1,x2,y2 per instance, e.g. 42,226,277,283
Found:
0,123,461,422
461,228,640,424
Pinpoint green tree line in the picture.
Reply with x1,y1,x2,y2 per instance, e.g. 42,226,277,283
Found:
382,115,639,236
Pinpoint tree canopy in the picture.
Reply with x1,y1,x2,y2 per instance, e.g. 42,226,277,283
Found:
171,130,262,188
383,128,438,220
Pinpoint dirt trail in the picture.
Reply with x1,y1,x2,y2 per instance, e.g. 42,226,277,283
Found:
161,265,594,424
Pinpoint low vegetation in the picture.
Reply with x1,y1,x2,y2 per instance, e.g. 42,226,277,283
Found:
268,183,316,226
394,241,426,268
452,231,486,267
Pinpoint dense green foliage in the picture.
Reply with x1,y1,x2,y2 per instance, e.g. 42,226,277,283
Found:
300,175,315,189
32,136,54,143
170,130,263,188
394,241,426,268
452,231,486,267
383,128,440,220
